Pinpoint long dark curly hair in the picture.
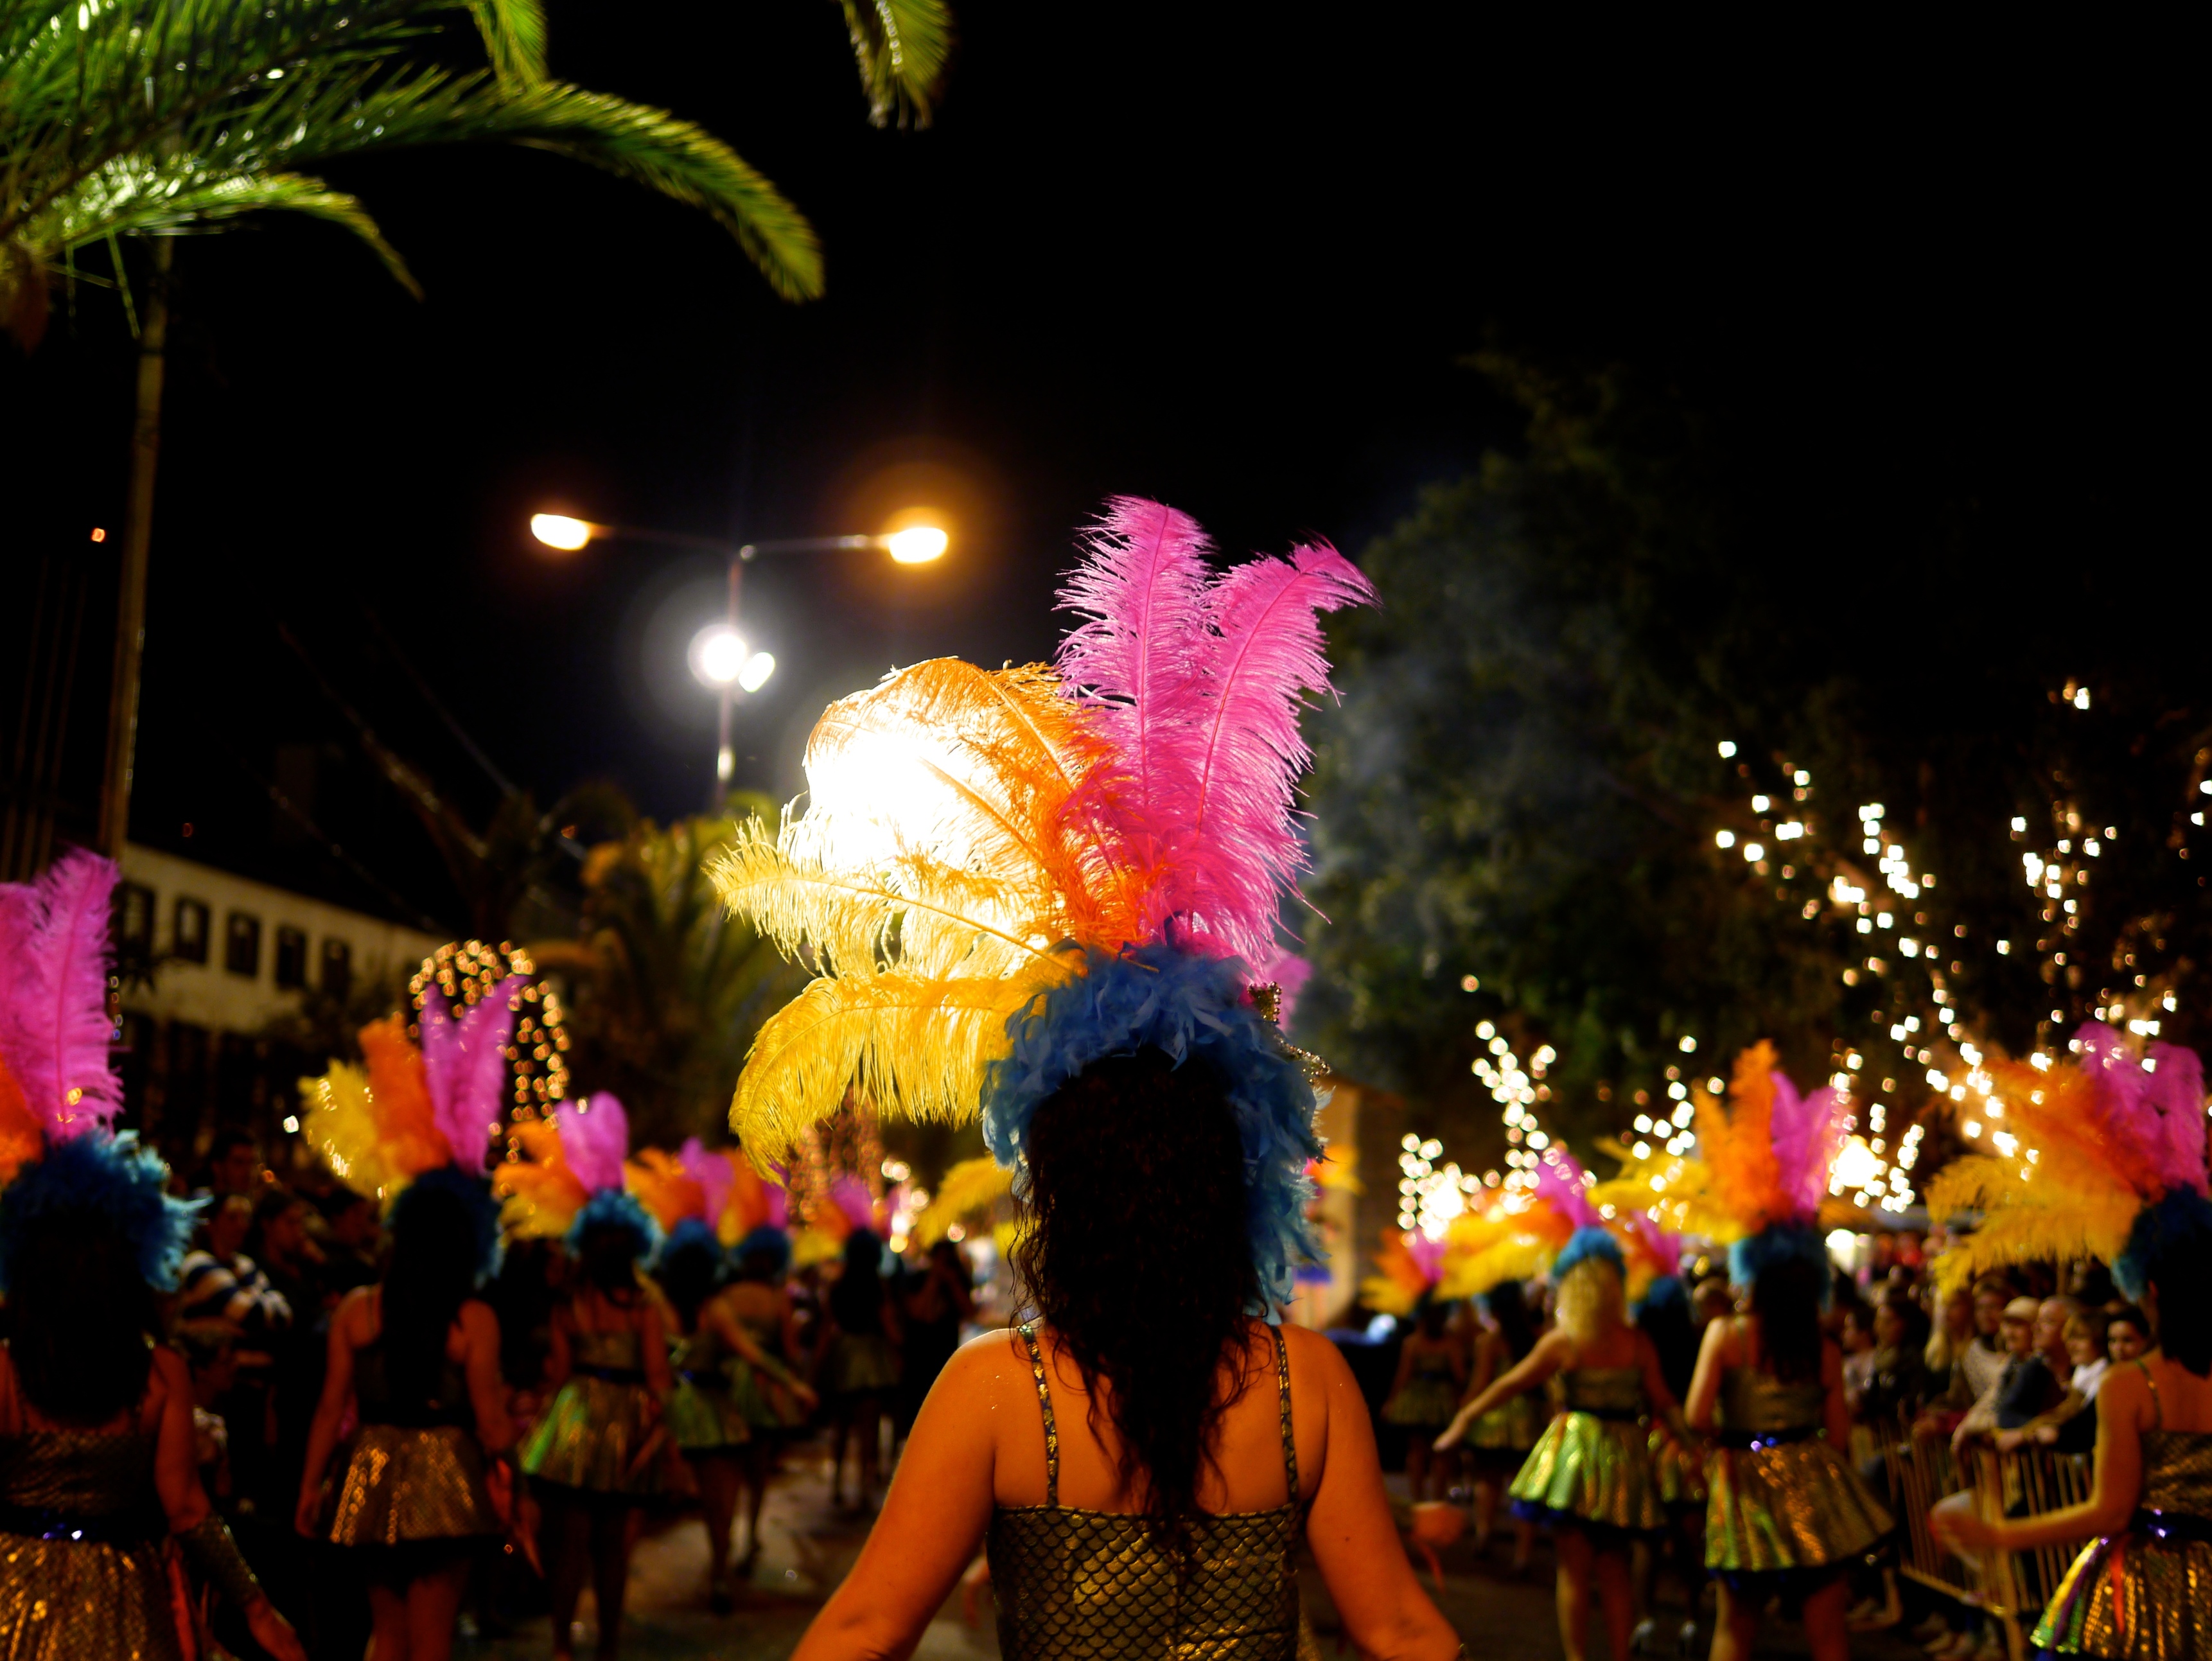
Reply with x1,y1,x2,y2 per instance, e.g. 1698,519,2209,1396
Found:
1011,1046,1260,1558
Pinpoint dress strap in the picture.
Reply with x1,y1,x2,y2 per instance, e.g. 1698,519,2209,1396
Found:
2137,1357,2164,1429
1017,1322,1059,1506
1270,1323,1298,1500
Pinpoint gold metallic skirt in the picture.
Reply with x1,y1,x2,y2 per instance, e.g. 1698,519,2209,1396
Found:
1653,1428,1708,1510
1703,1437,1892,1576
1382,1376,1462,1429
0,1531,182,1661
520,1375,662,1497
2033,1523,2212,1660
1508,1411,1664,1534
324,1424,498,1546
666,1376,750,1454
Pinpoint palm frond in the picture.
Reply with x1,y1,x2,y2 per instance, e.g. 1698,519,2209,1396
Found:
834,0,950,127
466,0,547,87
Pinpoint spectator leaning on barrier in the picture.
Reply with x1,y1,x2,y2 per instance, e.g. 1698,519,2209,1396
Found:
1953,1297,2067,1452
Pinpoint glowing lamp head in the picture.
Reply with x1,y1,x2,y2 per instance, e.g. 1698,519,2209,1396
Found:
690,624,748,688
530,513,595,552
883,524,949,565
738,651,776,693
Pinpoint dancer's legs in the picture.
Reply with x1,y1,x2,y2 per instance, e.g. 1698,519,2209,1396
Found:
696,1454,741,1593
587,1501,633,1661
1708,1578,1760,1661
403,1561,471,1661
1802,1576,1854,1661
1556,1527,1596,1661
367,1582,413,1661
542,1493,592,1661
1593,1542,1635,1661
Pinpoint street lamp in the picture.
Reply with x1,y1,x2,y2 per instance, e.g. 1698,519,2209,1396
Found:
529,513,948,804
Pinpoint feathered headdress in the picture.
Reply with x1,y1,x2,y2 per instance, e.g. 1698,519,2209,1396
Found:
1430,1147,1598,1299
1362,1229,1445,1316
493,1091,633,1239
713,498,1376,1303
1696,1041,1850,1285
914,1154,1014,1247
1926,1023,2209,1297
0,852,197,1288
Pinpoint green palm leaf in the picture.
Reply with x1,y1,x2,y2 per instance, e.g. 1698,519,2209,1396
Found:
836,0,952,127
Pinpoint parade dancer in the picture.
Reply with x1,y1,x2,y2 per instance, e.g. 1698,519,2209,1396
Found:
1928,1025,2212,1661
723,1222,811,1574
1685,1045,1892,1661
500,1095,670,1661
294,978,531,1661
1382,1296,1468,1502
1439,1214,1682,1661
1464,1278,1543,1569
0,853,305,1661
705,499,1458,1659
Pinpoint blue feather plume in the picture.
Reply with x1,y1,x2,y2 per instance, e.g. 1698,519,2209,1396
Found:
566,1187,663,1264
2116,1186,2212,1300
1552,1224,1624,1282
391,1163,504,1286
981,944,1323,1308
0,1130,201,1292
734,1224,792,1273
1728,1219,1832,1304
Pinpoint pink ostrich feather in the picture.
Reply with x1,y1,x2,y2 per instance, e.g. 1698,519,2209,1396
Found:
1769,1069,1852,1218
1055,500,1378,964
827,1173,877,1234
1622,1212,1684,1278
678,1138,736,1229
1535,1145,1601,1231
1055,498,1214,936
419,974,524,1173
2074,1023,2210,1196
0,850,123,1139
1171,541,1376,962
553,1093,631,1195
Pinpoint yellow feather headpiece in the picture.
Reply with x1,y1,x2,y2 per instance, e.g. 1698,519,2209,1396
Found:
298,1015,453,1202
1926,1025,2210,1292
913,1154,1014,1247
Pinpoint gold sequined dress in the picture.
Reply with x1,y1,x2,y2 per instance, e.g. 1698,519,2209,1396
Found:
1703,1366,1890,1591
322,1335,498,1563
0,1423,180,1661
521,1326,662,1497
2034,1362,2212,1660
1468,1391,1545,1476
987,1323,1304,1660
1508,1366,1665,1536
1382,1347,1462,1430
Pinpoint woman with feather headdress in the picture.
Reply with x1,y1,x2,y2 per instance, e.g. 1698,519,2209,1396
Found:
293,987,520,1661
1436,1152,1685,1661
1683,1044,1892,1661
712,500,1458,1661
500,1094,672,1661
0,853,306,1661
633,1141,815,1608
1929,1026,2212,1661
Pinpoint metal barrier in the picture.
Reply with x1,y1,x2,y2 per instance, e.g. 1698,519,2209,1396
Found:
1884,1440,2095,1661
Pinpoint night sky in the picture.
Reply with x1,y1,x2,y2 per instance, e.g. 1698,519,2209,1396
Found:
6,5,2184,929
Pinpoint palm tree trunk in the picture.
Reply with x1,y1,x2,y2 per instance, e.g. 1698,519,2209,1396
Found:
98,236,171,859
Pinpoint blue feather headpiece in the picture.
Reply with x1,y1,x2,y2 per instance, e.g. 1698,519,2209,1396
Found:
0,1130,201,1292
734,1223,792,1274
982,944,1323,1307
1728,1218,1832,1305
566,1187,662,1265
390,1163,504,1287
1552,1224,1624,1283
660,1216,724,1269
2115,1186,2212,1301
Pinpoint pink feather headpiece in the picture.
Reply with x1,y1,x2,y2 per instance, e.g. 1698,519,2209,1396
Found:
418,974,524,1175
0,852,127,1184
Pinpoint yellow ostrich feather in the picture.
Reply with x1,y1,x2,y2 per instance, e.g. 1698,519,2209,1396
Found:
625,1148,706,1232
1435,1208,1550,1299
726,964,1069,1161
1360,1232,1435,1315
1695,1044,1787,1233
914,1155,1014,1246
494,1119,590,1238
1590,1138,1744,1243
297,1016,450,1201
791,1225,847,1270
713,659,1143,1159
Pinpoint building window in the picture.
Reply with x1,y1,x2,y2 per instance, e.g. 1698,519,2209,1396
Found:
115,883,155,953
322,938,352,1001
173,899,210,964
275,926,308,990
225,912,261,978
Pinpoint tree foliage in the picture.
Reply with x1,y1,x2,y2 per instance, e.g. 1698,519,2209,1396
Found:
535,795,809,1150
1303,359,2212,1170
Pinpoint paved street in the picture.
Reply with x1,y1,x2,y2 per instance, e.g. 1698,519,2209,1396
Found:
465,1438,1933,1661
